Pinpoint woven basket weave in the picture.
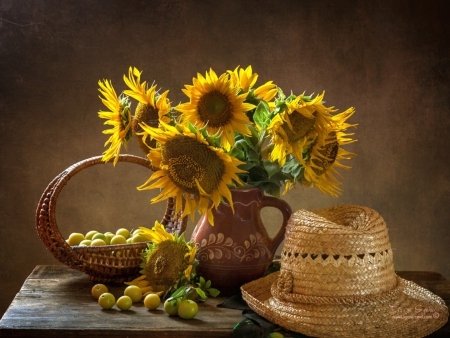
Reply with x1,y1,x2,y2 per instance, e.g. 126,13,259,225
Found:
35,154,187,284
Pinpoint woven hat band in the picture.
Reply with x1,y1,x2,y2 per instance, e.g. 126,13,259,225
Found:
282,229,392,255
279,248,397,297
271,274,405,305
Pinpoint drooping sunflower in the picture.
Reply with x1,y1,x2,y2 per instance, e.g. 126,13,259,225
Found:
227,65,277,102
267,92,334,167
125,221,197,297
123,66,171,154
98,79,133,165
302,107,357,197
176,68,255,150
137,121,246,224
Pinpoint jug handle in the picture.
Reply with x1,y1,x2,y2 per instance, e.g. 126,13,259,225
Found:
260,196,292,253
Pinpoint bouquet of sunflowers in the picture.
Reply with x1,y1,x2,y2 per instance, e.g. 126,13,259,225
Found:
98,66,356,225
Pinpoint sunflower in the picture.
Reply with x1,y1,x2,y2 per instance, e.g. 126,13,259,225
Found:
137,121,245,225
302,107,357,196
98,79,133,165
125,221,197,297
123,66,171,154
267,92,334,167
176,68,255,150
227,65,277,102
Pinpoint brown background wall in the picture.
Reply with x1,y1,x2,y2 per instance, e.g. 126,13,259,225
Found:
1,0,449,318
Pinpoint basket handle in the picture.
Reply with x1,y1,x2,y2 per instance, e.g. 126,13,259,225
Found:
35,154,187,268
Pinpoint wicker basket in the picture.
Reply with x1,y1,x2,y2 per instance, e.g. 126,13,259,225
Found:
35,154,187,284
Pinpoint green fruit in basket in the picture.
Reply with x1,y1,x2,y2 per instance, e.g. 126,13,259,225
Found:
91,284,108,299
79,239,92,246
110,235,127,245
85,230,99,240
67,233,85,246
91,239,107,246
132,229,142,236
127,238,133,244
131,234,148,243
116,296,133,311
116,228,130,239
98,292,115,309
92,233,110,245
105,232,115,242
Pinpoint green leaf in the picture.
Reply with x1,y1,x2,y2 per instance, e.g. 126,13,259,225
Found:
247,148,260,162
235,138,249,150
284,158,303,180
238,161,257,171
285,92,297,103
170,286,187,299
244,125,260,149
261,181,281,198
207,288,220,297
187,121,197,134
248,124,260,139
230,147,246,161
196,288,207,299
253,101,271,129
247,165,268,182
205,280,212,289
275,101,287,113
242,135,254,149
269,171,292,182
263,160,281,178
277,87,286,100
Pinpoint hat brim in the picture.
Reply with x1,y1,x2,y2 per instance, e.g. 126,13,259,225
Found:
241,271,448,338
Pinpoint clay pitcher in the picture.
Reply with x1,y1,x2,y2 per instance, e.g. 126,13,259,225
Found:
191,188,292,295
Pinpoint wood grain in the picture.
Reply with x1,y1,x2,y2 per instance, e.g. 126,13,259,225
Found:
0,266,449,337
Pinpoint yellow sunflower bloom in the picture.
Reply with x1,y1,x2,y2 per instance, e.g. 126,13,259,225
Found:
124,275,159,296
126,223,198,297
267,92,334,167
303,107,357,196
176,68,255,151
98,79,133,166
136,221,175,244
123,66,171,154
137,121,246,225
184,243,197,278
228,65,277,102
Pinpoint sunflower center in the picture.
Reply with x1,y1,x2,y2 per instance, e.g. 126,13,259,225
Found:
311,132,339,176
132,103,159,154
284,111,316,142
197,90,233,127
133,102,159,132
145,241,189,293
163,135,225,195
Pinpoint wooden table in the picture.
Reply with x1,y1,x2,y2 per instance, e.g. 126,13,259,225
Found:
0,266,449,337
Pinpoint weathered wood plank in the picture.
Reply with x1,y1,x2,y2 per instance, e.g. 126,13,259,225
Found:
0,265,241,337
0,266,449,337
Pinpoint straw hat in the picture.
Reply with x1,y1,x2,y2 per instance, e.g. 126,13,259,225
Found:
241,205,448,337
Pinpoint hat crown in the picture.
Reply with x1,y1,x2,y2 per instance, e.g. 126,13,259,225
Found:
279,205,397,297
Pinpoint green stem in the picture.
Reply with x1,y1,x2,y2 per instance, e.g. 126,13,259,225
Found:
261,143,274,159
